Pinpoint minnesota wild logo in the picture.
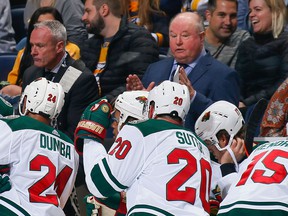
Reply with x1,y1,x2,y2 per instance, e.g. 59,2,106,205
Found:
201,111,210,122
136,96,148,104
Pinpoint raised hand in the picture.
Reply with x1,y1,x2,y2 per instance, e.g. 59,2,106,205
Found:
74,98,112,153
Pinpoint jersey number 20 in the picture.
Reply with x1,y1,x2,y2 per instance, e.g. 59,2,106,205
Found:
167,148,211,213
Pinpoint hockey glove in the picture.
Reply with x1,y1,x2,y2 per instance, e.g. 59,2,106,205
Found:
84,192,127,216
0,174,11,193
75,98,112,154
0,97,13,117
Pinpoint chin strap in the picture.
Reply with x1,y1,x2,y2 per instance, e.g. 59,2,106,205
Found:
225,135,239,172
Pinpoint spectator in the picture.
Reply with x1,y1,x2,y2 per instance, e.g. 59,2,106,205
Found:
260,77,288,137
204,0,250,68
81,0,159,102
0,0,16,53
120,0,170,54
127,12,240,132
1,7,81,100
0,78,79,216
24,0,88,46
236,0,288,109
75,81,212,215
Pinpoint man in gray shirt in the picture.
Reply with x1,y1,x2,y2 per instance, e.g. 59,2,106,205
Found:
204,0,250,68
0,0,16,53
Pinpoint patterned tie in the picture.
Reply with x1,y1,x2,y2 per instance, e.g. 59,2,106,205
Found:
170,63,189,81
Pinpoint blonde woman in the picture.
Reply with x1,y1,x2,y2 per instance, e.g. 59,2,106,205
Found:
236,0,288,110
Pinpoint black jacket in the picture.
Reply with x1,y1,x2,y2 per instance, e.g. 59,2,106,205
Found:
80,16,159,102
22,54,99,139
236,31,288,106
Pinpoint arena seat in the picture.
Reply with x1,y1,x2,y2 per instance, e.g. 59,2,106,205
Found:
11,6,27,43
0,53,17,81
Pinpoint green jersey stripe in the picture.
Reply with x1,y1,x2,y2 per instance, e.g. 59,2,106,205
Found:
102,159,127,190
0,196,30,216
128,204,174,216
0,205,19,216
218,208,288,216
220,201,288,210
90,159,127,197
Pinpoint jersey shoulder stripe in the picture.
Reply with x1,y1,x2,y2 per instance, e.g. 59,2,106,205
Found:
218,208,288,216
128,204,174,216
91,158,128,197
0,196,30,216
127,119,191,137
219,201,288,216
1,116,72,143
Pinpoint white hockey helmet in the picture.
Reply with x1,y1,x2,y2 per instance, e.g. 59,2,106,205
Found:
114,90,149,130
19,77,65,120
147,80,190,121
195,100,245,151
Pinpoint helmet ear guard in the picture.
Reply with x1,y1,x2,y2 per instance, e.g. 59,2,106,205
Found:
19,77,65,120
114,90,149,131
147,80,190,122
195,100,245,151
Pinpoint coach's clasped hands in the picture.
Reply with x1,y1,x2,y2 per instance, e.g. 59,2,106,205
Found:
74,98,112,154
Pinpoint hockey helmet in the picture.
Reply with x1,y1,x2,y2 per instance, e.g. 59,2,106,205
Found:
147,80,190,121
195,100,245,151
19,77,65,120
114,90,148,130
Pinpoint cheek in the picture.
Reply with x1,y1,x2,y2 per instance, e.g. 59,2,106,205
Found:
186,41,201,54
169,40,177,50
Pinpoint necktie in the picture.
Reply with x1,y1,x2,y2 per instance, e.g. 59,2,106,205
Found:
45,71,54,81
170,63,188,81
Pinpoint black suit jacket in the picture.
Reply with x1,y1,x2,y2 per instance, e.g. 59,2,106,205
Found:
22,54,99,139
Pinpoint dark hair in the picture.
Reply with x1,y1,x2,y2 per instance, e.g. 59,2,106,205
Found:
93,0,122,18
216,125,246,143
17,7,63,85
208,0,238,12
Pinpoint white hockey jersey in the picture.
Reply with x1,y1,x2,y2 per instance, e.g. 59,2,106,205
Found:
84,119,211,216
218,140,288,216
0,116,79,216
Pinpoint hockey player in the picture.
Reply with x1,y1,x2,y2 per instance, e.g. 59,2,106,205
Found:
111,90,149,138
75,80,212,215
195,100,288,216
195,100,246,215
0,78,79,216
82,90,149,216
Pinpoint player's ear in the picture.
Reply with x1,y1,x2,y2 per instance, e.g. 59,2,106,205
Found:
218,133,228,148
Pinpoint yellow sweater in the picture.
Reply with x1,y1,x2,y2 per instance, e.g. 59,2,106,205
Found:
7,41,80,85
